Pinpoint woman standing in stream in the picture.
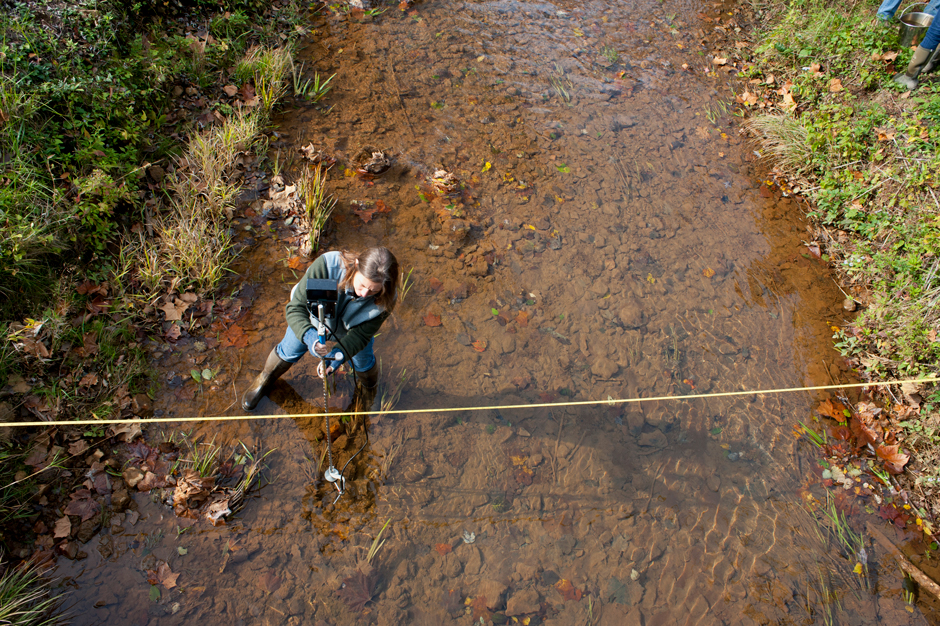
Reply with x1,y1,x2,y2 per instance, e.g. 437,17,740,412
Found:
242,246,399,412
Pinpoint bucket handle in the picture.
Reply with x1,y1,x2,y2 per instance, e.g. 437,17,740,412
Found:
899,1,928,17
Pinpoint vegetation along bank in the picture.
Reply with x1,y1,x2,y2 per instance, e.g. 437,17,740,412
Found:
0,0,939,619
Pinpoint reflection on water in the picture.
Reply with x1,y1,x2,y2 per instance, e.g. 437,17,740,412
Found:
53,0,930,624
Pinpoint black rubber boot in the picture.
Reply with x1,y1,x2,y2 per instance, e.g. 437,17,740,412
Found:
351,364,379,414
242,349,293,411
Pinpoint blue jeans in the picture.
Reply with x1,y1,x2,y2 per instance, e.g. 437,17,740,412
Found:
275,327,376,372
879,0,940,18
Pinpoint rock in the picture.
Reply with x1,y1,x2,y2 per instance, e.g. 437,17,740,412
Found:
610,115,638,131
591,357,618,378
619,303,643,328
122,467,144,489
514,562,539,581
638,431,667,448
506,587,540,616
463,546,483,575
706,474,720,492
842,298,856,312
478,579,507,610
443,554,463,578
76,517,101,543
112,489,131,512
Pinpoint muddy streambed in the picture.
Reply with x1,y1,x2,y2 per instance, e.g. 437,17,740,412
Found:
52,0,932,624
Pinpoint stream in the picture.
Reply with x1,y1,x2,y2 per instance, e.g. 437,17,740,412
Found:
52,0,933,624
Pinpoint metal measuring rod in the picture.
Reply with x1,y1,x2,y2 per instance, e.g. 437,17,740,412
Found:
306,279,349,504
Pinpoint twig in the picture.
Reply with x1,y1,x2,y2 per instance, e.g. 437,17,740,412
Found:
644,459,668,514
387,62,417,138
868,522,940,601
551,410,564,485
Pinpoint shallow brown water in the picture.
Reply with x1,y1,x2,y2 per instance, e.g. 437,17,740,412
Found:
54,0,933,624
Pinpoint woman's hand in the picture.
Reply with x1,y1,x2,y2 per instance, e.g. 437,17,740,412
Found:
313,342,331,357
316,360,335,378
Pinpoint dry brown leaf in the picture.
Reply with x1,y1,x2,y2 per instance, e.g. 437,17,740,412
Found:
712,56,728,66
157,561,180,589
53,516,71,539
78,372,99,387
809,63,824,77
829,78,844,92
222,85,238,97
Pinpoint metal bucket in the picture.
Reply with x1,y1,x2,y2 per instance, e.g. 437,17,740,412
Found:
899,9,933,47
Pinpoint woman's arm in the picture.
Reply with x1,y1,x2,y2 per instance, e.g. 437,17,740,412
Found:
285,255,331,343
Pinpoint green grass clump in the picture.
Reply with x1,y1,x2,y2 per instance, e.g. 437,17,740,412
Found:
0,559,65,626
746,0,940,379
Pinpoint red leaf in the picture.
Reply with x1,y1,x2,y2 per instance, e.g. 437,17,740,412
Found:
423,313,442,327
64,489,100,522
876,444,910,473
850,416,880,448
471,339,487,352
470,596,490,622
164,324,181,342
830,425,851,441
221,324,249,349
555,578,583,601
434,543,452,556
515,311,529,327
429,277,444,292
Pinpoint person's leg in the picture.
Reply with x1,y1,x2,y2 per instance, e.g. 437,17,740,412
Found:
243,328,303,411
895,16,940,88
925,0,940,16
348,338,379,413
877,0,902,19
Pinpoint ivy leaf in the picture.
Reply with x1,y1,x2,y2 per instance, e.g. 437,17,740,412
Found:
149,585,161,602
556,163,571,173
190,369,202,383
491,308,499,316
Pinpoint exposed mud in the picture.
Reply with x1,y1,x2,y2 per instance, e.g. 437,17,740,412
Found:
49,0,937,624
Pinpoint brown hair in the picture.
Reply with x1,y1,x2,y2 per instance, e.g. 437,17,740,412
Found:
338,247,399,312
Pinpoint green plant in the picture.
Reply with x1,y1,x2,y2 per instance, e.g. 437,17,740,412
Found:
0,559,65,626
397,268,414,303
485,424,496,435
599,45,618,66
297,164,337,254
366,518,391,564
236,46,293,112
292,66,335,103
549,63,572,105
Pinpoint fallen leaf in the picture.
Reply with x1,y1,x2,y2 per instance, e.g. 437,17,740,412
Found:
164,324,181,342
65,489,100,522
876,444,910,473
68,440,89,456
222,84,238,97
54,516,71,538
471,339,487,352
829,78,843,92
555,578,583,601
221,324,248,349
703,267,716,278
809,63,824,77
157,561,180,589
481,161,492,173
429,277,444,292
159,300,186,322
78,372,99,387
423,313,442,327
515,311,529,327
470,596,491,622
737,90,758,106
434,543,452,556
817,399,846,421
712,56,728,66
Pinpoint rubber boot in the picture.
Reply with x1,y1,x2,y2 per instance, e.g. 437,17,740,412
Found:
894,45,934,90
242,349,293,411
351,364,379,414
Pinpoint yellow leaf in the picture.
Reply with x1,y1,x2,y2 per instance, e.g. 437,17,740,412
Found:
524,224,536,230
554,195,564,203
703,267,716,278
482,162,492,173
646,273,656,284
573,27,584,36
720,443,730,449
853,563,863,574
344,168,355,177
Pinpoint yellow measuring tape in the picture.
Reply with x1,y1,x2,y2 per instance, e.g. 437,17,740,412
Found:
0,376,936,428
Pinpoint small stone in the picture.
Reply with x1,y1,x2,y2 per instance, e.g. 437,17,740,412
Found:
842,298,856,312
630,569,640,581
506,587,540,615
706,475,720,492
619,303,643,328
638,431,667,448
122,467,144,489
591,357,618,378
478,579,507,610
